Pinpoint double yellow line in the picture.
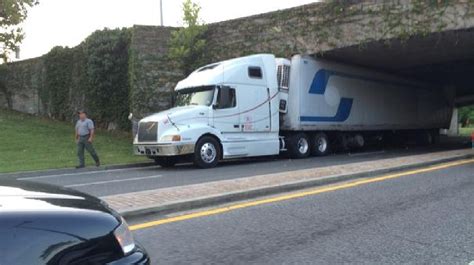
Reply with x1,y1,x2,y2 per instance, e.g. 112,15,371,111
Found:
130,158,474,231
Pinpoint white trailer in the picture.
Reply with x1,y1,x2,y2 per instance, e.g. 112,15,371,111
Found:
133,54,452,168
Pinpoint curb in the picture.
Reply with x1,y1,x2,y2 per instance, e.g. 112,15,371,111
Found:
103,162,156,170
119,153,474,219
0,162,156,179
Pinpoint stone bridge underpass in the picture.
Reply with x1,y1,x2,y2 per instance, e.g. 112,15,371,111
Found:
197,0,474,134
257,0,474,108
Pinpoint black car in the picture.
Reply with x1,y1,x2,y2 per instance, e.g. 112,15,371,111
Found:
0,180,150,265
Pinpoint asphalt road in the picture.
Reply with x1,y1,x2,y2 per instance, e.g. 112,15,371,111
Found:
6,137,471,197
130,160,474,265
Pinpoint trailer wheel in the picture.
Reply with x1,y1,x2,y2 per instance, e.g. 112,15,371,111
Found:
194,136,221,168
287,133,311,159
311,132,330,156
154,157,176,168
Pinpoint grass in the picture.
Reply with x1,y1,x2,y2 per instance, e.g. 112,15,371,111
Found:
0,109,147,173
459,126,474,137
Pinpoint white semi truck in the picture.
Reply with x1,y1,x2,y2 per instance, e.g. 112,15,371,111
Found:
133,54,452,168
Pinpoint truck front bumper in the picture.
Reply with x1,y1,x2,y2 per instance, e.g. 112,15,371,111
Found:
134,143,195,157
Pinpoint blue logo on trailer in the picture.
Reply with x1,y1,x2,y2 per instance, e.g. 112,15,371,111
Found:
300,69,354,122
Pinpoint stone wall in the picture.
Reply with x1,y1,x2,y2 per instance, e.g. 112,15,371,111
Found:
0,57,45,114
205,0,474,61
128,25,182,117
0,47,87,122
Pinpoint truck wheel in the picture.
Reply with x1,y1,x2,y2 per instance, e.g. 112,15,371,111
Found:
154,157,176,168
287,133,311,159
194,136,221,168
311,132,330,156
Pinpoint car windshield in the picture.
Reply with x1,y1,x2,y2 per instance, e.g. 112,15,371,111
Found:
174,86,215,107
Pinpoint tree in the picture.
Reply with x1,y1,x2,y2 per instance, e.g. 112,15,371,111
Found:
0,0,38,62
459,105,474,127
168,0,207,75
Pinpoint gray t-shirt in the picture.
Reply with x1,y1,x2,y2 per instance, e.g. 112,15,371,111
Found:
76,118,95,136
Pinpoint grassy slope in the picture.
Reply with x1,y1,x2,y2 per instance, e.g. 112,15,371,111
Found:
0,110,147,173
460,127,474,137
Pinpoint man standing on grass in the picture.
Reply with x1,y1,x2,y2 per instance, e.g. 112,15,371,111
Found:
75,110,100,169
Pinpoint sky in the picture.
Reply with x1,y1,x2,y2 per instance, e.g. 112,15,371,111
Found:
17,0,318,61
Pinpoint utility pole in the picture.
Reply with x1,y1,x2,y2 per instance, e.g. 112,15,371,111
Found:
160,0,164,26
15,46,20,59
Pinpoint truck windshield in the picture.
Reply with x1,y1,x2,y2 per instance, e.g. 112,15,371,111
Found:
175,86,215,107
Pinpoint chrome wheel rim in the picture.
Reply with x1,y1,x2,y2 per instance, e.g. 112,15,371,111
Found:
200,142,217,163
298,138,309,154
317,137,327,153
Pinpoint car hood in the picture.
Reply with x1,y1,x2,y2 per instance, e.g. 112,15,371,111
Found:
0,180,107,212
0,180,123,264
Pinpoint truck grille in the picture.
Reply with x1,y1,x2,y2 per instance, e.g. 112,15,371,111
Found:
138,122,158,142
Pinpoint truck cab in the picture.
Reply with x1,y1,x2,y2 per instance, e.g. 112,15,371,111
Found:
134,54,282,168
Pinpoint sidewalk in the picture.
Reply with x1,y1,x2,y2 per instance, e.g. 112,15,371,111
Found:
103,148,474,218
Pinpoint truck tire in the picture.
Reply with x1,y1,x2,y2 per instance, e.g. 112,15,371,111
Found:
311,132,330,156
194,136,221,168
154,157,176,168
287,133,311,159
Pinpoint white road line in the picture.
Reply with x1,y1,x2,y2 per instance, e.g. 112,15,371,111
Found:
65,175,163,188
348,150,386,157
18,166,159,181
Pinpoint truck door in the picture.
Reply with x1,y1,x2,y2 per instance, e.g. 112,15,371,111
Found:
212,86,241,133
237,84,271,132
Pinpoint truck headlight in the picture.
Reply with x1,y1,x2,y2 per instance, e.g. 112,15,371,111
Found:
161,135,181,142
114,217,135,255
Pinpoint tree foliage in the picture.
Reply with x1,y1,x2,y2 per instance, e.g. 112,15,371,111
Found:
0,0,38,62
168,0,207,75
459,105,474,127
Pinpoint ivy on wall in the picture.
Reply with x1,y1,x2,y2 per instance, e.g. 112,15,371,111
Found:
84,28,131,129
38,28,131,129
43,46,74,120
0,64,10,108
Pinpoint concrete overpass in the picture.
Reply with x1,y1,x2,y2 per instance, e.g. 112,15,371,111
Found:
320,25,474,107
202,0,474,108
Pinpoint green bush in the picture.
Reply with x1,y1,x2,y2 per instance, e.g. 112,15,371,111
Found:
84,28,131,129
39,28,131,130
459,105,474,127
43,46,74,120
